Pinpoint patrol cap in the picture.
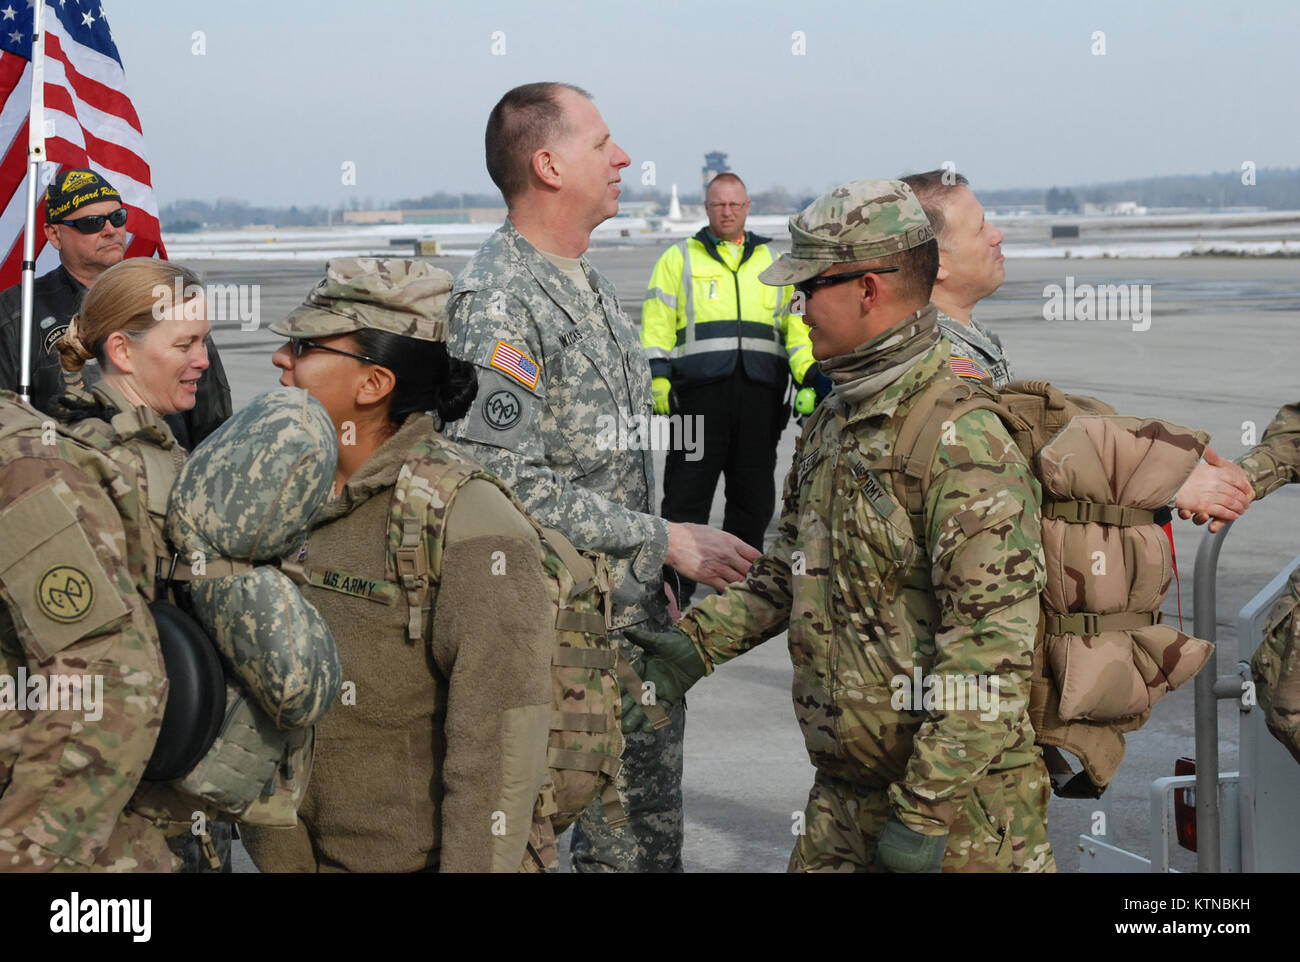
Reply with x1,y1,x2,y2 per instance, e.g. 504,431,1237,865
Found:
759,179,935,286
270,257,452,342
45,167,122,221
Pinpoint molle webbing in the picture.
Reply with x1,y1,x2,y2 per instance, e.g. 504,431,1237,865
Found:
612,650,670,731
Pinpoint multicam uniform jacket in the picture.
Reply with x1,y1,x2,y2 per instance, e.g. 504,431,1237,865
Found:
0,386,177,871
675,337,1046,834
1238,401,1300,501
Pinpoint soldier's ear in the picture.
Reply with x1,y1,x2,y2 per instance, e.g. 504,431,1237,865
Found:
356,363,396,408
43,222,61,249
936,261,950,283
102,330,134,373
532,148,563,190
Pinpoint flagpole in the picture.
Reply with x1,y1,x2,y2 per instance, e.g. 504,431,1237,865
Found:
18,0,48,404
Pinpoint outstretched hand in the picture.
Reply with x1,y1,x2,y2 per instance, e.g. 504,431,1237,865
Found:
665,522,760,593
1175,446,1254,533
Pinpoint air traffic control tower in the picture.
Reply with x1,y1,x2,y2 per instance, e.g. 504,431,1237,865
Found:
702,151,730,194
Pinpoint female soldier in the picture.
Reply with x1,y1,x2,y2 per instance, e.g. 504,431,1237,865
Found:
242,258,557,873
0,258,208,871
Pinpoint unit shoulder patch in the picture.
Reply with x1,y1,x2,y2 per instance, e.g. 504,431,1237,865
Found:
483,389,523,430
36,564,95,623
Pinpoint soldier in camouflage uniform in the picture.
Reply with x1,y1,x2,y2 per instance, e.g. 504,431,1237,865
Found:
0,258,221,872
242,258,558,872
444,83,757,872
901,171,1013,386
1237,402,1300,502
625,180,1055,872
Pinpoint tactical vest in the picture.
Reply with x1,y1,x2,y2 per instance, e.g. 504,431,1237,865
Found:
823,377,1214,798
280,436,665,862
384,439,667,833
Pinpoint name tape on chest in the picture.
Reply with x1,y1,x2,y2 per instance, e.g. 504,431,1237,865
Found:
489,340,540,390
849,460,897,519
796,447,823,488
307,566,398,605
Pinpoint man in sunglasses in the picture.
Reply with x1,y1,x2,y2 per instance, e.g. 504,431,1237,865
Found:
0,167,232,449
624,179,1055,872
641,172,814,606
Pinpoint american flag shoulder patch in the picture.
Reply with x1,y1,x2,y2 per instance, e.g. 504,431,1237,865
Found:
489,340,540,390
949,355,990,381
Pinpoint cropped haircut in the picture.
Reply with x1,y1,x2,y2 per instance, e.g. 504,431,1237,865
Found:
706,172,747,198
853,238,940,307
485,82,592,205
900,169,971,243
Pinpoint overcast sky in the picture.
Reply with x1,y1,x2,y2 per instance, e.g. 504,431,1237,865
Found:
103,0,1298,208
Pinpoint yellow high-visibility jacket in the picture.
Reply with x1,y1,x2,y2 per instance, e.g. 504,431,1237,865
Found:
641,229,813,389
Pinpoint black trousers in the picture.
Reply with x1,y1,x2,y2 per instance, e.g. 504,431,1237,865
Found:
661,366,786,604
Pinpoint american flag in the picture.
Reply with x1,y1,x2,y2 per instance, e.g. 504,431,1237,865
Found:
0,0,165,290
948,356,990,381
490,339,540,389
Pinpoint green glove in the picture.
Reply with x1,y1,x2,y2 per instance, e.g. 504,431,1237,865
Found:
651,377,672,416
795,387,817,416
619,627,710,734
876,814,948,873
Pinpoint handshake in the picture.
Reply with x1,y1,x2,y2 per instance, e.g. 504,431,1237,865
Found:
1173,446,1256,533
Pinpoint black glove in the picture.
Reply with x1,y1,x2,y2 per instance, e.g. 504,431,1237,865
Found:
619,627,709,734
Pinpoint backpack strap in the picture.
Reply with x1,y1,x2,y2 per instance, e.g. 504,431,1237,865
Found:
390,444,485,644
875,377,1012,522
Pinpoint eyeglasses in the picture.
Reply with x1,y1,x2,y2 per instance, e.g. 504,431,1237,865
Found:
289,337,381,365
52,207,129,234
705,202,749,211
794,267,900,300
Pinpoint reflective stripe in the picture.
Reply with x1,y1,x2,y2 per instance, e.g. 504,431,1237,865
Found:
644,346,670,360
788,342,809,358
648,286,678,309
686,319,780,343
674,337,786,358
678,241,695,346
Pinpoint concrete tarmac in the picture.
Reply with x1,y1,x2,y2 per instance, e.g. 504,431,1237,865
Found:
209,248,1298,873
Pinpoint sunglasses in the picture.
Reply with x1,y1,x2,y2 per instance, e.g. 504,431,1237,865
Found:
794,266,900,300
289,337,381,365
52,207,129,234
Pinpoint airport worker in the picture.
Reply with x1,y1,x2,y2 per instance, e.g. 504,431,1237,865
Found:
900,170,1014,386
0,167,231,449
622,179,1056,873
641,171,816,605
0,259,215,872
444,82,759,872
242,258,559,873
